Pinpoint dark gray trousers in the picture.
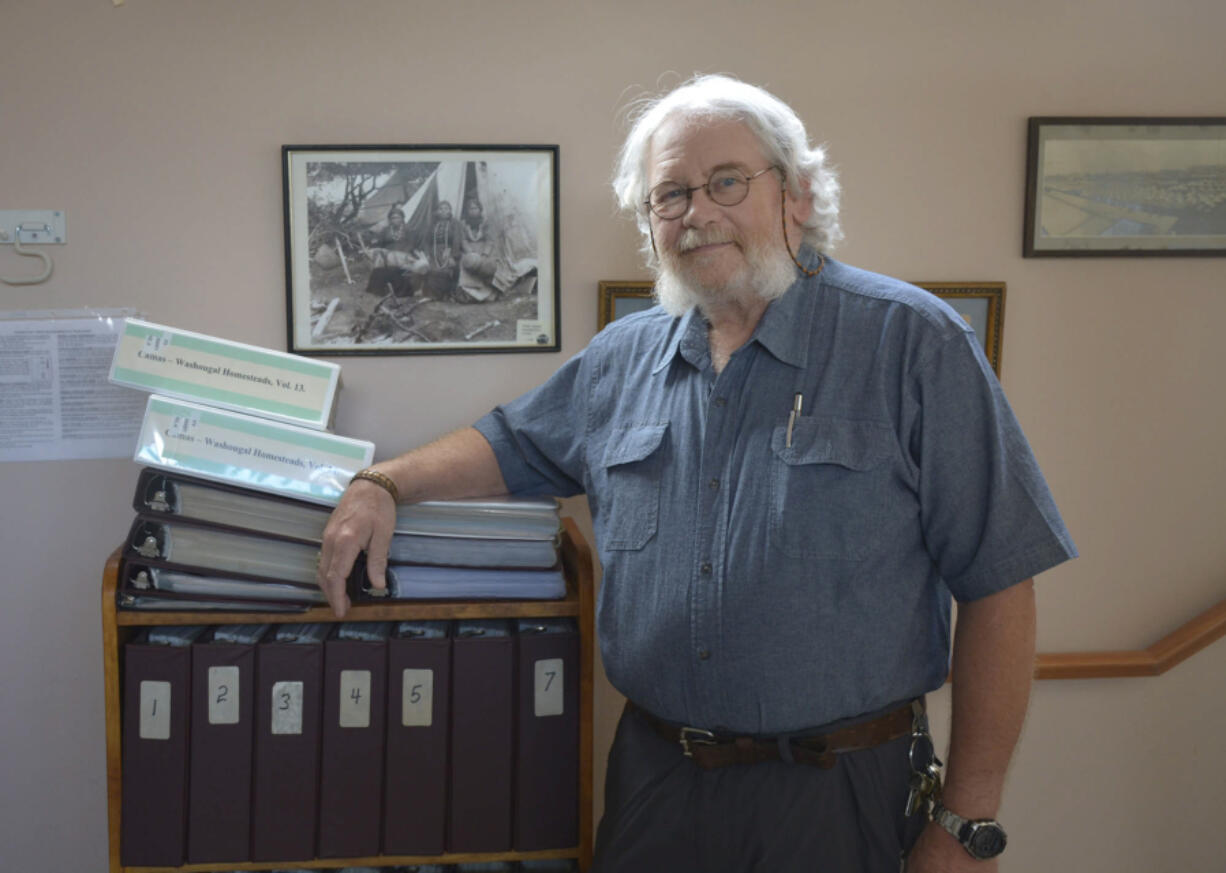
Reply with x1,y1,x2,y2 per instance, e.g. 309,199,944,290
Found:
592,705,927,873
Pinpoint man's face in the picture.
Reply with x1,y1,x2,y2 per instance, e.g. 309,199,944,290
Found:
646,117,811,313
389,211,405,228
435,202,452,221
465,200,482,220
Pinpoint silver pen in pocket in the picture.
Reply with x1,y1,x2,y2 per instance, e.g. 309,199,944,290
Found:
785,393,803,448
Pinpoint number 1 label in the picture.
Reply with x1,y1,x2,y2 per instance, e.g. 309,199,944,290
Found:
139,680,171,739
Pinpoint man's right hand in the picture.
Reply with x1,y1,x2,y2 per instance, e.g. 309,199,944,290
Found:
316,478,397,618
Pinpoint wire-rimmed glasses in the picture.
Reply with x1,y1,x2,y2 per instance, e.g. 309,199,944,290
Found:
645,166,779,220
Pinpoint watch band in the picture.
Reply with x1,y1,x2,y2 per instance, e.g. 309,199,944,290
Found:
349,468,400,503
932,802,1008,860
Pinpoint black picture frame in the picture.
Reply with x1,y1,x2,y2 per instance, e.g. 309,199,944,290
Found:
283,144,560,354
1024,117,1226,257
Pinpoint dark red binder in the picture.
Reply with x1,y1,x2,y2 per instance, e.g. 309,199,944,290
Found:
250,623,328,862
514,618,580,850
383,620,452,855
120,626,205,867
186,625,264,863
317,622,391,858
448,619,515,853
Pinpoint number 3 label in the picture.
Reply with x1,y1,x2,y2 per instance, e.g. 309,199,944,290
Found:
534,658,564,717
271,681,304,735
401,669,433,727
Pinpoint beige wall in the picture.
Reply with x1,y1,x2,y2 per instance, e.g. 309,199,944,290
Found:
2,0,1224,869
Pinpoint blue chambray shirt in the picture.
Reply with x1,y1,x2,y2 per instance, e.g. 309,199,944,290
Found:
475,255,1076,734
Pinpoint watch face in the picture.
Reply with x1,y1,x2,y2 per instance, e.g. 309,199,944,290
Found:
967,823,1007,859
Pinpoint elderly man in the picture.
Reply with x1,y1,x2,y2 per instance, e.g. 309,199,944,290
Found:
319,75,1075,872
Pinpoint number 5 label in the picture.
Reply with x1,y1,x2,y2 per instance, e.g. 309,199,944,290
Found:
534,658,564,717
401,669,433,727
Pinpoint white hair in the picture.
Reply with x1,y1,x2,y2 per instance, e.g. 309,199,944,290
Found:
612,74,843,266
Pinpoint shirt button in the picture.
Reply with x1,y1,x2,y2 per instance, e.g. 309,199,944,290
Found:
713,397,727,407
700,562,712,575
698,648,710,660
708,478,719,490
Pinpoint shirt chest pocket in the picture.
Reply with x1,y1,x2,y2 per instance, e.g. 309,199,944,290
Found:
598,422,668,551
769,416,895,561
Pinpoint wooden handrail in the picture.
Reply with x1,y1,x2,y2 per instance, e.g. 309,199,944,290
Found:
1034,595,1226,680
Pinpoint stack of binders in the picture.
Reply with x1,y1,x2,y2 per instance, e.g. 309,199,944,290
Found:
119,618,581,866
108,317,564,608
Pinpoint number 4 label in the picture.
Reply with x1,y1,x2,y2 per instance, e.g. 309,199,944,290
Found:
339,670,371,728
534,658,564,717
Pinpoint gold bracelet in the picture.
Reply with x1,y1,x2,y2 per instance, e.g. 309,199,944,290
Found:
349,468,400,503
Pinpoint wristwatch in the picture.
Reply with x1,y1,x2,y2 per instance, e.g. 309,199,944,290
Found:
931,802,1007,860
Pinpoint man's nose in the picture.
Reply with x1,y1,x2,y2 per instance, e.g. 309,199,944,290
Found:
682,187,722,226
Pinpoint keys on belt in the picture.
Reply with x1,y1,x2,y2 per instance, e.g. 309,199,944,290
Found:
904,700,943,818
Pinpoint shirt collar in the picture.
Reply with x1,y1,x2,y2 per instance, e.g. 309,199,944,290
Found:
651,255,824,374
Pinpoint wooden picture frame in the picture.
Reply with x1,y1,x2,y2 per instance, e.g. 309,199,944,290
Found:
597,281,654,330
597,279,1005,376
1024,117,1226,256
283,144,560,355
914,282,1006,376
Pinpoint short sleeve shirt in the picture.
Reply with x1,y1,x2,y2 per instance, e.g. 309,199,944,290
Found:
475,256,1076,733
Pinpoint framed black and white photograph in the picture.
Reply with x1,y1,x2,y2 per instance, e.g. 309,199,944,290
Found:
283,144,559,354
915,282,1006,376
1024,118,1226,256
597,281,655,330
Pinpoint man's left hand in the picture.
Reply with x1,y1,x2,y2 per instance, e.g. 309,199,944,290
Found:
904,821,996,873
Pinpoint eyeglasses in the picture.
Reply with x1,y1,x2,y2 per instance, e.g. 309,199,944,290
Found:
645,166,779,220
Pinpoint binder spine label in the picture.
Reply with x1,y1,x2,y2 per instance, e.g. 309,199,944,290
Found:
208,666,241,724
136,395,374,505
139,680,172,739
338,670,371,728
534,658,565,717
400,669,434,727
271,681,305,735
111,318,340,429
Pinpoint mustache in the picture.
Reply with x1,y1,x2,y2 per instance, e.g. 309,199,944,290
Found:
675,227,738,253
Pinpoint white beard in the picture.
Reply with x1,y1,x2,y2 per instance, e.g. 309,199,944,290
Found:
653,228,798,319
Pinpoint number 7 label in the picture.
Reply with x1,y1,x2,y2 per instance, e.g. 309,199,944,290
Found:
533,658,564,717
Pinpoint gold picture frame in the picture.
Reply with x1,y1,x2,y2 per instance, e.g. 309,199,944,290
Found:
913,282,1005,376
597,279,1005,376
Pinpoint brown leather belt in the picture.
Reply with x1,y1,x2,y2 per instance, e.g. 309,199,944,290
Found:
626,700,916,770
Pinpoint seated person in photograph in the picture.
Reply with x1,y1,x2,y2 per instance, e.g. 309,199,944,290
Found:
418,199,465,299
318,74,1076,873
365,205,427,298
455,196,501,302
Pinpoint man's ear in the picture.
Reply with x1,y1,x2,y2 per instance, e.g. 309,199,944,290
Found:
785,178,815,228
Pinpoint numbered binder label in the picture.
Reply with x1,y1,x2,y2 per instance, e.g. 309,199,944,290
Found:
339,670,371,728
139,680,172,739
208,666,240,725
534,658,564,717
401,669,433,727
271,681,304,735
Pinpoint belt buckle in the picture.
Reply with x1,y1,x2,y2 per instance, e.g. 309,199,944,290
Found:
679,725,718,757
